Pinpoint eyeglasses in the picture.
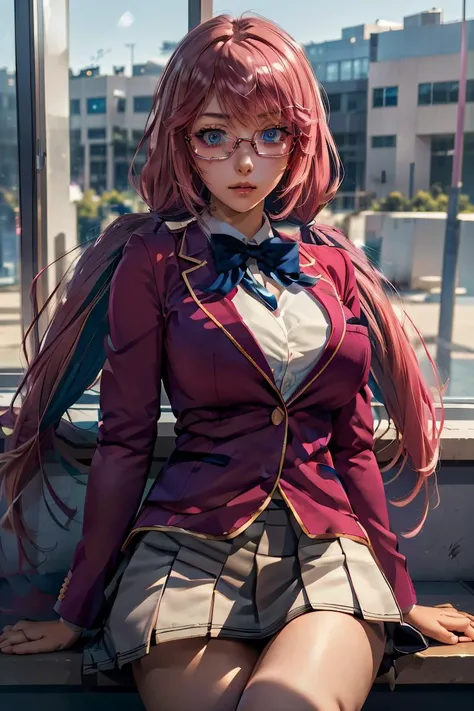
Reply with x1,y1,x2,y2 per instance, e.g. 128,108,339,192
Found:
185,127,296,161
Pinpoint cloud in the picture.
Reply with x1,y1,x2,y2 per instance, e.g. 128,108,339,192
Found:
117,11,135,29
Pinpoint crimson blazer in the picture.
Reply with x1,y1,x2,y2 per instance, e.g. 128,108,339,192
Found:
54,218,417,629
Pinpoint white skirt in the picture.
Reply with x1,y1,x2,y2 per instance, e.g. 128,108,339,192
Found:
81,493,427,685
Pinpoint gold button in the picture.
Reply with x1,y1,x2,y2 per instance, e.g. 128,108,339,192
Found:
271,407,285,426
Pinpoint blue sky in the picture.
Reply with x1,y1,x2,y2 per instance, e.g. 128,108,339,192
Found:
0,1,469,72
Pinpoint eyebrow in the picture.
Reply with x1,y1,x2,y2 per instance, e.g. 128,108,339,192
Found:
198,111,279,120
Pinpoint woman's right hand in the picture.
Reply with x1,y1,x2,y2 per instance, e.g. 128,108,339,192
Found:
0,619,81,654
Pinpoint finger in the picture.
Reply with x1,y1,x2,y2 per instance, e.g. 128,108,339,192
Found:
1,638,60,654
1,626,13,632
0,631,29,648
11,621,30,631
440,612,471,619
0,645,15,654
432,623,458,644
440,619,474,633
457,636,474,643
456,623,474,641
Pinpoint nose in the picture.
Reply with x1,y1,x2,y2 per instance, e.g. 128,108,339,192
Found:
233,142,255,176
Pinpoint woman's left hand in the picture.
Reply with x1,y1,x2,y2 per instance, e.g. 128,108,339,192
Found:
404,605,474,644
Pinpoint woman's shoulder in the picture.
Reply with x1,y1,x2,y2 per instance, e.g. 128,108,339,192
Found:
299,223,352,275
127,214,182,260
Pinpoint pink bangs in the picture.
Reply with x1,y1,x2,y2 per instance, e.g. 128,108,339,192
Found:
135,14,341,222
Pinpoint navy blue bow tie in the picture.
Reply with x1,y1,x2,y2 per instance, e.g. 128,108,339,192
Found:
203,232,318,311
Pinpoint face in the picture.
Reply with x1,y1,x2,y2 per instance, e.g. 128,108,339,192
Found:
188,95,292,215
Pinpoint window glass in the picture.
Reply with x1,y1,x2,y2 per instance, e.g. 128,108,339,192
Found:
88,127,106,139
326,61,339,82
418,83,433,106
373,87,384,107
432,81,458,105
467,79,474,102
0,0,21,370
372,135,396,148
340,60,352,81
133,95,154,113
87,97,107,114
327,93,341,112
384,86,398,107
352,58,362,80
70,98,81,115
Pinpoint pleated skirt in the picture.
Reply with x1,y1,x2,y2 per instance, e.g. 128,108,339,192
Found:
82,492,427,684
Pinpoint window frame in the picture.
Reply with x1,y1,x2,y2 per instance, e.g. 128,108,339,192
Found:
373,86,398,108
2,0,474,416
133,95,154,113
371,135,397,148
87,96,107,115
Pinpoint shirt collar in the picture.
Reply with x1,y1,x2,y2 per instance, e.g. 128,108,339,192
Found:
199,211,273,245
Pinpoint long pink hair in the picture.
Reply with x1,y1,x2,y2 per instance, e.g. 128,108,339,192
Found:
0,14,442,556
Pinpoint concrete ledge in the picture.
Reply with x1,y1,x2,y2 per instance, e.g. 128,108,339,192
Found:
1,641,474,689
1,584,474,688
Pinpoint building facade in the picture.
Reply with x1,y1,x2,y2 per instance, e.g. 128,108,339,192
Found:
366,9,474,201
69,63,163,194
304,20,401,205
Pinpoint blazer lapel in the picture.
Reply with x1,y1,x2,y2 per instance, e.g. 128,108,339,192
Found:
178,222,281,398
285,241,347,406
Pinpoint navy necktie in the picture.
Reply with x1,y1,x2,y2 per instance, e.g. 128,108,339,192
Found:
204,232,319,311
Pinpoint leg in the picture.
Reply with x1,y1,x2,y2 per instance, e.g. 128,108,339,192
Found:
132,636,260,711
237,611,386,711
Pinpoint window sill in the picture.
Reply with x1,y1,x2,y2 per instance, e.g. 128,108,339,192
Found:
1,392,473,461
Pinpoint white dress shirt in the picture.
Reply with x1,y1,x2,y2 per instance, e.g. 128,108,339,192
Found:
200,213,329,401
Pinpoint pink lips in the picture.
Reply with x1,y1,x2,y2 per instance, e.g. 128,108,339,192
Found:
229,183,257,195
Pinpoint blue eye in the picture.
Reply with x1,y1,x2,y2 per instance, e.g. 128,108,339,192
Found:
261,127,283,143
197,129,226,147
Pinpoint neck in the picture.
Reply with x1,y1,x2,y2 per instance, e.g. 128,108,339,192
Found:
208,198,265,240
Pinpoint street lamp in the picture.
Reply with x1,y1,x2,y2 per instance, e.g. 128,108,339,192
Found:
436,0,468,386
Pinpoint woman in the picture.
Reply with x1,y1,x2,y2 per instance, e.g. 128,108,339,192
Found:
1,14,473,711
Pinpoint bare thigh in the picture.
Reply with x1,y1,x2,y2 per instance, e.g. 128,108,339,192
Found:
236,611,386,711
132,636,260,711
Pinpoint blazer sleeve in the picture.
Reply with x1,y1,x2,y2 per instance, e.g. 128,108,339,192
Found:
53,232,165,629
329,248,417,612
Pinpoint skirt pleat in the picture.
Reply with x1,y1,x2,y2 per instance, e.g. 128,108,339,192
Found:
82,494,427,683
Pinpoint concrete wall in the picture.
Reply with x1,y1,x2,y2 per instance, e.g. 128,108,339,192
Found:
359,212,474,292
366,52,474,198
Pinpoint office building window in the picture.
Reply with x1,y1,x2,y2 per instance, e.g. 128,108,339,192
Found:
418,83,433,105
372,135,397,148
134,95,154,113
340,60,352,81
70,98,80,115
326,62,339,82
347,132,363,146
373,86,398,108
352,58,369,80
87,97,106,114
467,79,474,102
114,162,130,192
89,143,107,157
419,81,467,106
113,126,128,158
87,127,106,140
347,91,366,112
327,93,341,112
433,81,459,104
313,62,325,82
117,97,126,113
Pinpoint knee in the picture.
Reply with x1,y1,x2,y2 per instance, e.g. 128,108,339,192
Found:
238,682,356,711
